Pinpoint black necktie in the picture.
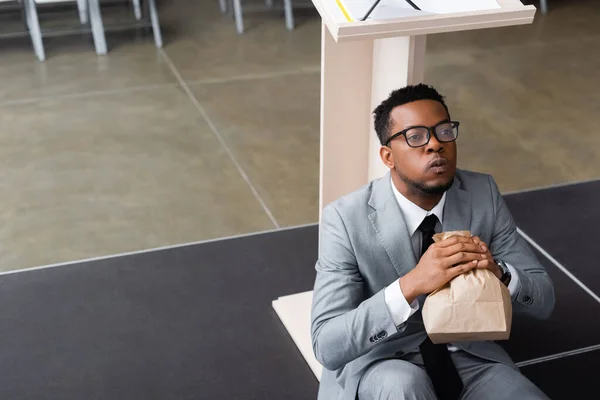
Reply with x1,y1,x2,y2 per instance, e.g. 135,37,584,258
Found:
417,215,464,400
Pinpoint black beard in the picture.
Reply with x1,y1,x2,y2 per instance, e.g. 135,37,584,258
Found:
395,166,454,195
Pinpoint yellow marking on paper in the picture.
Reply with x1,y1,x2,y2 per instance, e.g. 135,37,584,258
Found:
335,0,354,22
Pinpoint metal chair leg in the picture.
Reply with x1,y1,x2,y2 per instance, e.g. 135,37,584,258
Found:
283,0,294,30
88,0,107,54
218,0,227,14
232,0,243,34
540,0,548,15
23,0,45,61
76,0,88,24
148,0,163,47
132,0,142,20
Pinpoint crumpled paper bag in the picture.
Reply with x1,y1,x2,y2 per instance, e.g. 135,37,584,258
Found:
421,231,512,344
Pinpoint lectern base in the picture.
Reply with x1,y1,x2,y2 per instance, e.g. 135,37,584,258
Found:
272,290,322,380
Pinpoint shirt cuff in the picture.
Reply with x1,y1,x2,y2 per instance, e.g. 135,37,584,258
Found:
505,262,522,299
384,280,420,327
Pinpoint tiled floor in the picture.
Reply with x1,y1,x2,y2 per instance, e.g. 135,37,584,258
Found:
0,0,599,271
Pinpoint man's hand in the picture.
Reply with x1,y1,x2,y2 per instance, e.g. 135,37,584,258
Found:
472,237,503,280
399,236,488,303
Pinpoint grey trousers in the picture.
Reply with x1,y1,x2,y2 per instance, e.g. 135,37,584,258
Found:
357,351,549,400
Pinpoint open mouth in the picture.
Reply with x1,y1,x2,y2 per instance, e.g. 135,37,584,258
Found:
428,158,449,174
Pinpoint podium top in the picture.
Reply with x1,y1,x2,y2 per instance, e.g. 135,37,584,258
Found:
311,0,536,42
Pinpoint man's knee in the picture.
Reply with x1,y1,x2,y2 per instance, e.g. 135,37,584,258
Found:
494,365,549,399
462,363,549,400
358,360,436,400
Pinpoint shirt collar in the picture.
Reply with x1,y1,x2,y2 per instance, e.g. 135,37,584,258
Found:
390,176,446,236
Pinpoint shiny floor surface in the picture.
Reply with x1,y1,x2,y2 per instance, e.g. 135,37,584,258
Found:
0,181,597,399
0,0,599,271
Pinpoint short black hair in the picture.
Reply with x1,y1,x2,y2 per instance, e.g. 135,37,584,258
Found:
373,84,450,146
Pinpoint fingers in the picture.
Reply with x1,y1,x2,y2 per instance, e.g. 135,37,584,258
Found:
434,236,488,253
446,260,478,279
439,241,485,258
472,237,489,252
434,236,476,248
436,235,489,249
444,250,486,267
475,259,492,269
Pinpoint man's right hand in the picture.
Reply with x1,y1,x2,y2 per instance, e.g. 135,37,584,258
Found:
399,236,487,303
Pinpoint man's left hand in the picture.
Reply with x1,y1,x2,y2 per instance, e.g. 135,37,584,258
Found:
472,237,502,280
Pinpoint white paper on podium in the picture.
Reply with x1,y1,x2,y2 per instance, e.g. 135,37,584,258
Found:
334,0,501,23
272,291,323,381
336,0,431,22
415,0,501,13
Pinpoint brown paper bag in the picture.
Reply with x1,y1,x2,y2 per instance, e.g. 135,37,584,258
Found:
421,231,512,344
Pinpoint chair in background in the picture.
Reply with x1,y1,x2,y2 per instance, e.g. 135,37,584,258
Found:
35,0,107,55
24,0,45,60
76,0,142,25
0,0,45,60
78,0,162,48
219,0,294,34
98,0,162,48
132,0,141,20
76,0,85,23
1,0,162,61
146,0,162,47
39,0,161,57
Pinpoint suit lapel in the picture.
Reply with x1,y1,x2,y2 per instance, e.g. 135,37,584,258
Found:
442,175,472,232
368,173,417,277
368,172,473,277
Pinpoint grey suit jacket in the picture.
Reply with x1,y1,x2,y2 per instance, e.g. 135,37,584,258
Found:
310,170,555,400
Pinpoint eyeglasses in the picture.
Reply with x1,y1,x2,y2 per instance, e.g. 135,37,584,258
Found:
384,121,460,148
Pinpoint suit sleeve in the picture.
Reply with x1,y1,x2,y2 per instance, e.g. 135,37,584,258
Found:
310,204,399,371
487,175,556,320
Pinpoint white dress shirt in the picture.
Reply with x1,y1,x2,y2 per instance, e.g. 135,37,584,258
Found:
383,177,520,349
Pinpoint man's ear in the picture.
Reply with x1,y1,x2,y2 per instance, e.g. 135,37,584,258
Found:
380,146,394,169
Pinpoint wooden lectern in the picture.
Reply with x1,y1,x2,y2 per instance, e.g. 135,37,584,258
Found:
313,0,536,213
273,0,537,381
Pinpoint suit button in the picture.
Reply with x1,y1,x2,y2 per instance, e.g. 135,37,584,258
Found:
523,295,533,305
378,331,387,339
369,337,375,343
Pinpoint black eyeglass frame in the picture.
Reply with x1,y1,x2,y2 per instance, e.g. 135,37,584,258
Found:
384,120,460,148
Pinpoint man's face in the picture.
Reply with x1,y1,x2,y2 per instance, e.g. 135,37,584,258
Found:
382,99,457,195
